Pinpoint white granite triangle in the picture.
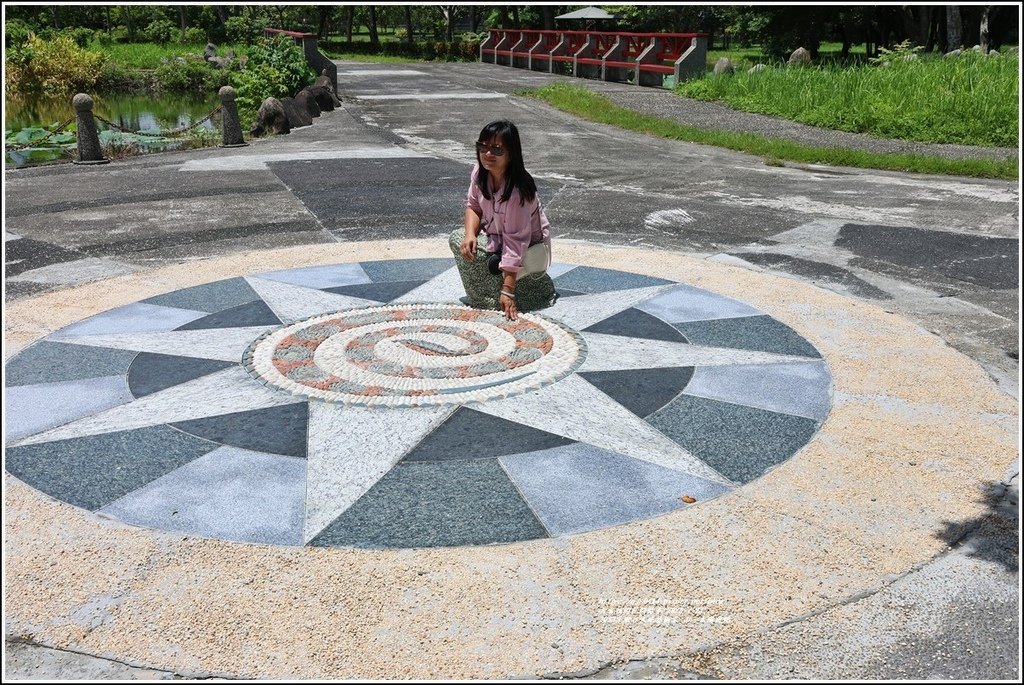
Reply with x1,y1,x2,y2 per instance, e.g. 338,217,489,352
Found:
12,366,302,446
244,276,379,323
51,326,275,362
636,283,764,323
543,284,677,330
48,302,209,339
5,376,134,444
578,333,822,372
474,374,733,486
303,403,455,543
391,265,465,304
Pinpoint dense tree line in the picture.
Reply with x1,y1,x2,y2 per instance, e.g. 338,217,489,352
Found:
4,5,1018,58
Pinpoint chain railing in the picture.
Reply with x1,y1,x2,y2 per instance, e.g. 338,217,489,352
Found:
92,104,223,138
4,115,76,151
4,103,223,154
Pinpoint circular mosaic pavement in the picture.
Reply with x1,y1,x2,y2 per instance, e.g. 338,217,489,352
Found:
245,304,586,407
4,258,832,550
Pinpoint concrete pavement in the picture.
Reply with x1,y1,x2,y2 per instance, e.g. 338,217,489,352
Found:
3,60,1019,679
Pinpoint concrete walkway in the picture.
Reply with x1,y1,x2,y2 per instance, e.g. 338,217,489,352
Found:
3,60,1019,679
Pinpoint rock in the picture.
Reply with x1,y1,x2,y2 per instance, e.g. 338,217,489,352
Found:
902,53,918,62
295,88,322,118
238,55,248,70
203,43,217,61
281,96,312,129
989,49,1000,57
944,48,962,58
971,44,983,52
313,70,341,105
250,97,290,137
748,63,767,74
788,47,811,65
712,57,734,75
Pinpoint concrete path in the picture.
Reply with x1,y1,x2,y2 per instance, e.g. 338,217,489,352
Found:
3,60,1019,679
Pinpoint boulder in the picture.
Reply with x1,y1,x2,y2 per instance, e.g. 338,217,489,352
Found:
713,57,734,75
203,43,217,61
313,71,341,106
250,97,290,137
281,96,313,129
944,48,962,58
788,47,812,65
295,88,322,118
748,63,767,74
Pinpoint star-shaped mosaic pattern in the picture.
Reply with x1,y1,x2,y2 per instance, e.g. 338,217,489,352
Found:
5,259,831,549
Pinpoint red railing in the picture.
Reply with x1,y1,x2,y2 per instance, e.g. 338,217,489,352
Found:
480,29,708,86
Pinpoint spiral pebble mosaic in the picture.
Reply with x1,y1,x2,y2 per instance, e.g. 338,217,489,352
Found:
244,304,587,407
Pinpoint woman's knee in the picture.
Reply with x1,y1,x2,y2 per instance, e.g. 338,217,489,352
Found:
448,228,466,253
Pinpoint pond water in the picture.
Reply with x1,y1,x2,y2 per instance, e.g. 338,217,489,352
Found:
5,91,221,133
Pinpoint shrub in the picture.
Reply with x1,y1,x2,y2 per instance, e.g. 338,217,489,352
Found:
59,27,95,48
242,35,314,94
225,15,267,44
95,60,149,91
154,57,226,93
230,62,289,128
182,27,207,45
5,34,106,95
144,18,176,45
5,19,33,49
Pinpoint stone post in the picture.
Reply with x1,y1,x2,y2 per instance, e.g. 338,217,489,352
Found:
219,86,248,148
72,93,108,165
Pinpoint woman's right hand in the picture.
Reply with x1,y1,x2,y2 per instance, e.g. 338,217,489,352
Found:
460,233,477,261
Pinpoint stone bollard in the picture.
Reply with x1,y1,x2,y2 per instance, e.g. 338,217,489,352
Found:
72,93,108,165
219,86,248,148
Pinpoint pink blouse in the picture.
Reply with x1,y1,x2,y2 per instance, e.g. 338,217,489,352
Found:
464,164,550,273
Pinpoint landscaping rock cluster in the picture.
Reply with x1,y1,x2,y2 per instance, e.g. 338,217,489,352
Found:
250,70,341,137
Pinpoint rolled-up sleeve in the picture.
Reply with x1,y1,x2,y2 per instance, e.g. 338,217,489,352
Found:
465,166,482,214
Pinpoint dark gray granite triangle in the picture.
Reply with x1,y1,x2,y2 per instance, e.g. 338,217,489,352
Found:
5,341,137,387
359,258,454,283
553,266,674,294
402,407,575,462
174,300,281,331
578,366,695,418
171,402,309,458
5,426,217,511
127,353,237,398
308,460,549,548
646,394,819,485
323,279,427,303
583,307,689,342
142,277,259,313
672,315,821,358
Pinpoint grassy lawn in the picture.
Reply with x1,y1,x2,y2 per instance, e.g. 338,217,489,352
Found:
88,41,247,69
681,49,1017,148
521,83,1017,180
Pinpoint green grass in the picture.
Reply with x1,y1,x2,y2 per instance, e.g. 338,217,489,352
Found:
521,83,1017,180
678,51,1018,148
322,51,420,63
89,41,247,69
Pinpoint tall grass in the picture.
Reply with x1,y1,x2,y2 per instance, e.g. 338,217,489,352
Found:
89,41,247,69
678,51,1019,148
522,83,1017,180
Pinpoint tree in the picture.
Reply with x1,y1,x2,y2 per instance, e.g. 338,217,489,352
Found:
946,5,963,50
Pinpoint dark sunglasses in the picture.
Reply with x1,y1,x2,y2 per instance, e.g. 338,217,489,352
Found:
475,142,507,157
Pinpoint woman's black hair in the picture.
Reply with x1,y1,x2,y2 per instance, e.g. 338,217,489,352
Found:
474,120,537,205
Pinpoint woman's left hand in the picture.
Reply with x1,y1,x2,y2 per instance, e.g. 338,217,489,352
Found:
499,293,518,321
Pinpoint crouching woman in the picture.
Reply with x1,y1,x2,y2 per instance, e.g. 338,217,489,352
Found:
449,120,557,321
